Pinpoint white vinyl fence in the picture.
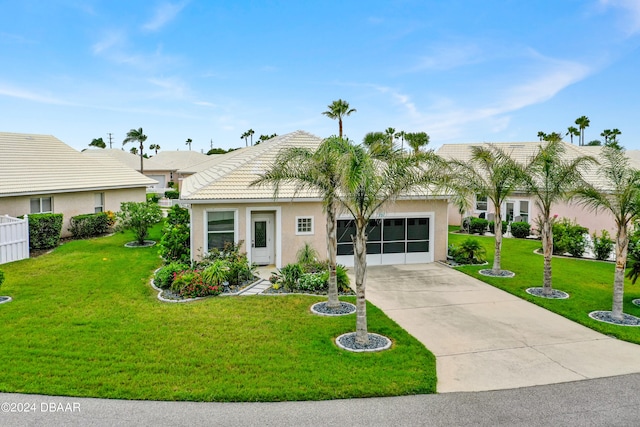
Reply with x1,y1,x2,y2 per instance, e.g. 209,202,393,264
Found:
0,215,29,264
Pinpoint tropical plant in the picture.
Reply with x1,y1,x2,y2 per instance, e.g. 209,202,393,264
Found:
404,132,430,154
149,144,160,154
322,99,356,138
129,147,139,155
279,263,304,291
154,262,189,289
509,221,531,239
298,272,329,293
552,218,588,257
202,259,231,287
523,139,595,295
251,136,352,309
240,131,249,147
331,139,451,345
395,130,406,152
116,201,162,245
592,230,614,261
185,138,192,150
296,242,319,266
89,137,106,149
123,127,147,173
452,238,486,264
574,115,590,146
362,131,393,157
470,217,488,235
574,146,640,321
566,126,580,144
158,205,190,264
488,220,508,235
452,144,526,274
247,129,255,146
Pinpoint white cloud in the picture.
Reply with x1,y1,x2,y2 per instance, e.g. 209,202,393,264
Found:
194,101,216,107
148,76,189,99
142,1,188,32
0,83,70,105
599,0,640,35
91,31,125,55
412,42,486,71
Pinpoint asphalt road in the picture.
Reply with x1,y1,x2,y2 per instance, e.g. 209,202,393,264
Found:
2,374,639,426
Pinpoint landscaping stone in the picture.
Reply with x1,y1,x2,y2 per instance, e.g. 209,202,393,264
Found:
588,311,640,326
479,269,515,278
0,296,12,304
124,240,156,248
311,301,356,316
335,332,392,352
633,299,640,307
526,287,570,299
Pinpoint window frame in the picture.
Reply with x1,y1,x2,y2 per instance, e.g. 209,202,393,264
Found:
205,209,238,253
30,196,53,214
94,192,105,213
295,216,314,235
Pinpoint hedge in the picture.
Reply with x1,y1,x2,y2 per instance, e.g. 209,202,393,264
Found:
28,213,63,250
164,190,180,199
510,221,531,239
69,212,110,239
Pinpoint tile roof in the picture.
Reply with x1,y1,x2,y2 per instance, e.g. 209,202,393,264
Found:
181,131,324,201
0,132,157,197
83,148,169,171
150,150,210,170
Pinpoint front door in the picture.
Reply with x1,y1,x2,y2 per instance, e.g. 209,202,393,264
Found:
251,213,274,265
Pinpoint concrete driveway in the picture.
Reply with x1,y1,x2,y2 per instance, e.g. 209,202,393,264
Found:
361,263,640,393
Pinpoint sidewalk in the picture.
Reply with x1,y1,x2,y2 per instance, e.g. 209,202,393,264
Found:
360,263,640,393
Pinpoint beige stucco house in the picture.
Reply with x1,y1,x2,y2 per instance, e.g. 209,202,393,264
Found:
0,132,156,237
180,131,451,268
437,141,618,235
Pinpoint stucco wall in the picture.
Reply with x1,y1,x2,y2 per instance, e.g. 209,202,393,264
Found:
190,198,449,267
0,187,147,237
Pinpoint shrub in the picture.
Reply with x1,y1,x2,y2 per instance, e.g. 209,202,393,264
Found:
298,272,329,293
197,241,255,287
335,264,351,292
461,217,472,233
154,262,189,289
0,269,4,289
146,193,160,203
296,242,319,266
159,205,190,263
592,230,614,261
469,217,488,235
552,218,588,257
116,201,162,245
167,181,175,188
69,212,110,239
279,263,304,291
164,190,180,199
171,270,223,298
451,238,486,264
510,221,531,239
488,220,508,234
28,213,63,250
202,260,231,287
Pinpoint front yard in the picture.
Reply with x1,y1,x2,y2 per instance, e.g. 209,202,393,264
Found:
0,226,436,401
448,229,640,344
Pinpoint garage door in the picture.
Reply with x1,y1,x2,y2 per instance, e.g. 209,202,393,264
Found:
146,175,166,190
336,216,433,266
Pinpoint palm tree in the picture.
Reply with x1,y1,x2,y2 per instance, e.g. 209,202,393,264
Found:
362,131,393,157
405,132,430,154
247,129,255,146
600,129,612,143
251,137,352,310
185,138,192,150
89,137,106,149
524,140,595,296
333,141,451,345
537,131,547,141
610,128,622,142
542,132,563,142
384,127,396,146
395,130,406,152
129,147,138,155
575,116,590,146
322,99,356,138
574,147,640,321
240,131,249,147
452,145,526,275
123,127,147,173
566,127,579,144
149,144,161,154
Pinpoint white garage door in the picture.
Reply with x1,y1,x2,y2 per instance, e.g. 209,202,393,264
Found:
146,175,166,190
336,216,433,267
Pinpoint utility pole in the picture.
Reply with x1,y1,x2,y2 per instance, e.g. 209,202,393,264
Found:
107,133,113,149
210,139,213,149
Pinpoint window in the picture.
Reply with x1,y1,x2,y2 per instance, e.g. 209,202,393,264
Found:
94,193,105,213
519,201,529,223
296,216,314,235
336,217,430,256
30,197,52,214
207,211,236,251
475,195,488,211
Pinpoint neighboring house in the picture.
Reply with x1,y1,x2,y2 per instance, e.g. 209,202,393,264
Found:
150,150,210,191
180,131,451,268
437,142,617,235
0,132,157,237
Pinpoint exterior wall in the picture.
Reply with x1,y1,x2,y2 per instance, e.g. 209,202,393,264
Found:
0,187,147,237
190,198,449,267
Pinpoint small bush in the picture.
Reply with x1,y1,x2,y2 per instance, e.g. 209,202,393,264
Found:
298,272,329,292
164,190,180,199
197,241,255,287
146,193,160,203
116,201,162,245
592,230,614,261
469,217,488,235
28,213,63,250
553,218,588,257
69,212,110,239
154,262,189,289
167,181,175,188
488,220,508,234
159,205,190,263
510,221,531,239
279,263,304,291
451,238,486,264
335,264,351,292
461,217,472,233
171,270,223,298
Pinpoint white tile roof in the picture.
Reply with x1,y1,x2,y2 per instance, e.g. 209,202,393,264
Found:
176,153,232,174
83,148,169,171
181,131,324,201
151,150,210,170
0,132,157,197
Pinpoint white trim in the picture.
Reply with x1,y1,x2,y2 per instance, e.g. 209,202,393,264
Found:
30,195,53,214
203,208,239,254
295,216,314,235
245,206,282,268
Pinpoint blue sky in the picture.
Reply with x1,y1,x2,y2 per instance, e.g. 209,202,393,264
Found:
1,0,640,153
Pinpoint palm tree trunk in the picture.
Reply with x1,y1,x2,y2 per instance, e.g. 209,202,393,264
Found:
139,143,144,174
612,225,629,320
339,119,343,138
353,218,369,345
325,203,340,308
492,207,503,273
542,218,553,295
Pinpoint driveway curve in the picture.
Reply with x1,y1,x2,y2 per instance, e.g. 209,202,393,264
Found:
362,263,640,393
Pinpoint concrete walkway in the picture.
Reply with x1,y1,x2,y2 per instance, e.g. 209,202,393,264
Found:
361,263,640,393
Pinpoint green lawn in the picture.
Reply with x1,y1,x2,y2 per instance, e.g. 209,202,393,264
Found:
0,225,436,401
449,227,640,344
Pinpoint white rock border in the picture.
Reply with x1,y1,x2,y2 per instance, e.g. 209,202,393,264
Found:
525,287,570,299
478,269,515,278
310,301,356,316
335,332,392,353
588,310,640,327
633,299,640,307
149,270,263,303
124,240,156,248
0,296,12,304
